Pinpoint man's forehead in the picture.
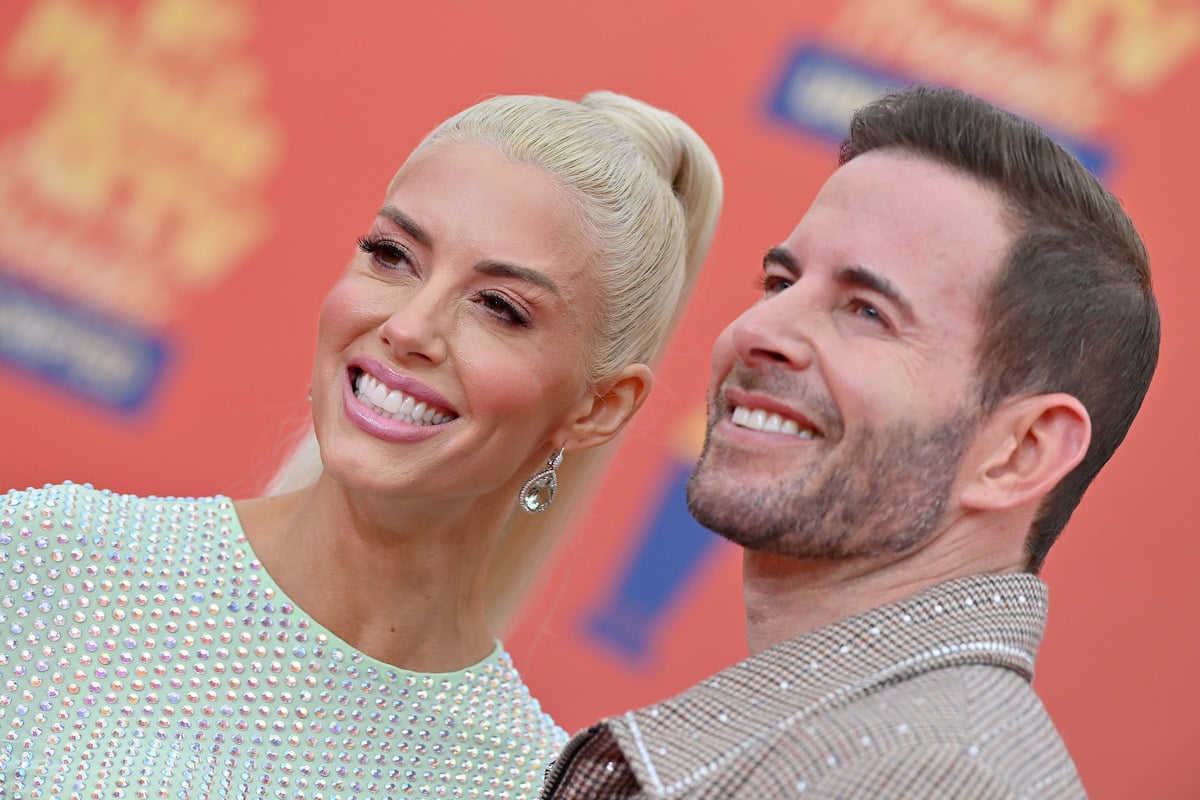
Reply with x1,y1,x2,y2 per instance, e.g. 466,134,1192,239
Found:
782,153,1010,272
767,154,1011,342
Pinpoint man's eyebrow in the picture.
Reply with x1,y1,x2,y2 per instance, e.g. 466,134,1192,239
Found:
377,206,432,249
763,246,799,273
476,261,560,295
836,265,915,321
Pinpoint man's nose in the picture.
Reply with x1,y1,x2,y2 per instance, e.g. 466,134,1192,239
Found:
728,292,818,371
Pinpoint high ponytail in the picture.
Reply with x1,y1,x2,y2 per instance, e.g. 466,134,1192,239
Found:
581,91,721,277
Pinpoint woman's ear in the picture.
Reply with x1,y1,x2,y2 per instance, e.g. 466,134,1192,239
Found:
959,393,1091,512
561,364,653,451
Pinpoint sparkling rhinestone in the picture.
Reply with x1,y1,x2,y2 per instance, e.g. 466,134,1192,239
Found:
0,483,566,797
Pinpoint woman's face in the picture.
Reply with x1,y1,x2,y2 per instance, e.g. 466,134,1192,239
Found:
310,141,603,502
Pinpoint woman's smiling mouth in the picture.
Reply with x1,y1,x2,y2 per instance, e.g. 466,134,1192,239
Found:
353,370,457,426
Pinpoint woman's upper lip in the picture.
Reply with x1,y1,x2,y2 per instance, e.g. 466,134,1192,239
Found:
350,356,458,415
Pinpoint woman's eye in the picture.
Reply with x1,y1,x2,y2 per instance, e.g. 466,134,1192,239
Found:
357,236,413,270
479,292,529,327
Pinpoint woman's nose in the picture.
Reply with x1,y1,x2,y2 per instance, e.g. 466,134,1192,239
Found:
378,288,449,366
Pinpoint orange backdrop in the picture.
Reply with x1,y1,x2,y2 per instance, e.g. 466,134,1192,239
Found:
1,1,1197,797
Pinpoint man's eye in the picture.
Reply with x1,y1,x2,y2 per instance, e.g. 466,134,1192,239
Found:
851,300,887,326
757,275,792,295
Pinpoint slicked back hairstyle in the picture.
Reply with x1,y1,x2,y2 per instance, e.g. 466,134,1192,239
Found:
839,85,1159,571
412,91,721,386
268,92,723,628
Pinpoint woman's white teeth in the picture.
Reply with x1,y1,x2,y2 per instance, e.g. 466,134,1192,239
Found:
731,405,817,438
355,372,453,425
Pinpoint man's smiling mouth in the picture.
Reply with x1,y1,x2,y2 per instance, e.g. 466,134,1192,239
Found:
731,405,821,439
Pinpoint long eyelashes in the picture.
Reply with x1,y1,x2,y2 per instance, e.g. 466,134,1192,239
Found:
356,235,530,328
357,235,412,268
478,291,530,327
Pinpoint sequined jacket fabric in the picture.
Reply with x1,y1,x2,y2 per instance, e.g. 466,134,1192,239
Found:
541,573,1087,799
0,483,567,799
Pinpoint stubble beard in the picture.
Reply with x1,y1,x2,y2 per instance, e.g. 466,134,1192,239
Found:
685,407,979,561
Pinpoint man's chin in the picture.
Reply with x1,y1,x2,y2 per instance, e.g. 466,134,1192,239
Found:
685,472,759,546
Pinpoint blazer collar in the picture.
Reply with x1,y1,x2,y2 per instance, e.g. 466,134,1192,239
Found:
604,573,1049,797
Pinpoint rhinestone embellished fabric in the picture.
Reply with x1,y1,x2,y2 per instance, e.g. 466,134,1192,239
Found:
0,483,568,799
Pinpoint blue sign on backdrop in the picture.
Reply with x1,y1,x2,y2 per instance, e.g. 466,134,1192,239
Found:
0,269,169,413
767,42,1111,178
586,461,728,662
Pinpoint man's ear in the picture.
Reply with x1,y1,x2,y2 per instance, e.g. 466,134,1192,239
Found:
959,393,1091,512
561,364,653,451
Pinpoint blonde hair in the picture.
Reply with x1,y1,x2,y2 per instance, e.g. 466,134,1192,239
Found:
267,91,722,630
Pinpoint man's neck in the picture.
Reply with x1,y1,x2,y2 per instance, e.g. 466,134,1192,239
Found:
741,533,1027,655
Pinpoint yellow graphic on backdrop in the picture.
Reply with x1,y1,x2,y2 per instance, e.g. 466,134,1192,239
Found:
828,0,1200,134
0,0,281,323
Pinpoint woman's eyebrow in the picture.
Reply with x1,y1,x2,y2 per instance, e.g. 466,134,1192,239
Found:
476,261,560,295
377,205,432,249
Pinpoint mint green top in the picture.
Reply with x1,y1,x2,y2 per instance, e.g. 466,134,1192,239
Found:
0,482,568,799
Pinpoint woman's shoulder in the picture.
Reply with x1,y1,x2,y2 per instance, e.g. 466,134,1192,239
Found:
3,481,238,538
5,481,231,505
484,646,571,744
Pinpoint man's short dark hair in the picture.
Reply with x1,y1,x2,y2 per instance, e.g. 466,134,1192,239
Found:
839,85,1160,571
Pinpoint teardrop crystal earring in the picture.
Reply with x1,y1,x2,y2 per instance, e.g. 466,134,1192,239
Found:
519,447,565,514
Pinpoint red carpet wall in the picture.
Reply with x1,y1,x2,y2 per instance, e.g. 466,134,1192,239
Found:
2,1,1196,796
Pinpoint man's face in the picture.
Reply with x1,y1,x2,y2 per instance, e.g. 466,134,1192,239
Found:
687,150,1013,560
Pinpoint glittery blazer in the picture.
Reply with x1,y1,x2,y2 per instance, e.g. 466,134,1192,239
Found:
0,483,567,799
541,573,1087,799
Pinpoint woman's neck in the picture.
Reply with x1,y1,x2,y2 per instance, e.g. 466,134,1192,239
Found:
234,474,510,672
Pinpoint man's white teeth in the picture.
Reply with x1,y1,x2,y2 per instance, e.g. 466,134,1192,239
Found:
354,372,454,426
731,405,818,439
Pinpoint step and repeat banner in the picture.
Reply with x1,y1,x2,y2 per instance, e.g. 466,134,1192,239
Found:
2,1,1196,796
